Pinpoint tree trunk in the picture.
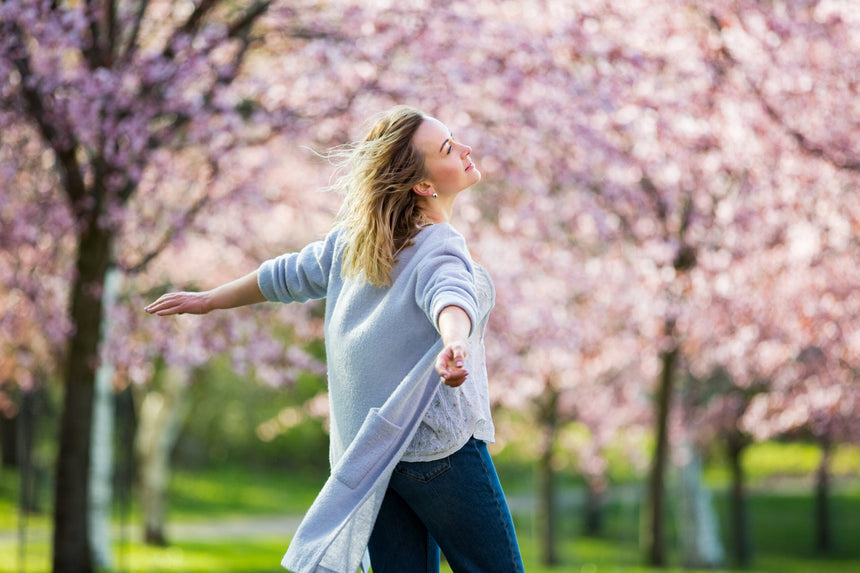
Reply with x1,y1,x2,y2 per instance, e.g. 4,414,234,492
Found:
88,266,121,569
114,387,137,571
583,477,605,537
17,387,38,573
645,344,678,567
1,405,17,468
676,444,724,569
815,435,832,554
727,430,751,567
53,222,112,573
536,382,559,566
135,364,191,546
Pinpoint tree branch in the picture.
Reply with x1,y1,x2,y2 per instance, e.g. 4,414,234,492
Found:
752,85,860,172
706,10,860,174
104,0,118,63
179,0,218,37
639,174,668,223
83,0,104,68
213,0,272,86
120,0,150,64
136,0,273,149
120,191,210,276
5,22,88,214
227,0,272,39
163,0,220,59
583,182,637,243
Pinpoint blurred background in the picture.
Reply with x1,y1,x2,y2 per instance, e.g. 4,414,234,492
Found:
2,1,860,572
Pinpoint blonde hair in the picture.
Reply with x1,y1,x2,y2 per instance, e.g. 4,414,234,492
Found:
331,106,431,287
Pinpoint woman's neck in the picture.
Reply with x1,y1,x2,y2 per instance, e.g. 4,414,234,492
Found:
420,198,454,225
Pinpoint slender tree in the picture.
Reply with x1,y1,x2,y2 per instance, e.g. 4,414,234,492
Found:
0,0,399,568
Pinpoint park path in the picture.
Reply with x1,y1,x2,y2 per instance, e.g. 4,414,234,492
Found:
164,515,303,540
1,487,644,544
0,515,304,544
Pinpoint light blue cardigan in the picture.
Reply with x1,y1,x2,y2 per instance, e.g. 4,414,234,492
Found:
257,224,481,573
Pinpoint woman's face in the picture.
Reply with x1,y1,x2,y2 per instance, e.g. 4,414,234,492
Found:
412,117,481,198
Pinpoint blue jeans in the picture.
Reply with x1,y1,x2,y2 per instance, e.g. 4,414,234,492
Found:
368,437,525,573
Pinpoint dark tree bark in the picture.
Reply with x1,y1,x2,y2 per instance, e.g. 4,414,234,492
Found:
645,339,678,567
1,406,17,468
536,382,560,566
583,478,604,537
52,221,113,573
814,435,832,554
17,389,40,513
727,430,752,567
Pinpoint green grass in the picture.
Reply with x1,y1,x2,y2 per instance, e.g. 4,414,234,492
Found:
2,534,856,573
0,537,292,573
4,532,859,573
166,465,326,520
704,441,860,486
3,445,860,573
0,465,325,527
0,465,326,572
715,488,860,558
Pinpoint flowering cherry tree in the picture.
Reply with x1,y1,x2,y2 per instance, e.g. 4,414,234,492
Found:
375,0,860,565
0,0,409,569
4,1,860,571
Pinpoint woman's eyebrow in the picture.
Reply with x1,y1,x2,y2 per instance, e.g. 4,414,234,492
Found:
439,137,451,153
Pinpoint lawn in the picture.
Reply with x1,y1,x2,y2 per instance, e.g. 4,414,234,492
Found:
3,526,859,573
2,452,860,573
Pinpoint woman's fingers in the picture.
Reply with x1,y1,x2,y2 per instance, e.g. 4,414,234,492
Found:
436,344,468,387
441,370,468,388
145,297,177,315
145,293,196,315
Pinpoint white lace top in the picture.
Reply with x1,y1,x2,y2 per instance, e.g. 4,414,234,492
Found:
402,264,496,462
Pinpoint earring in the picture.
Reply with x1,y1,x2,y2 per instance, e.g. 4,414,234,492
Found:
432,193,438,199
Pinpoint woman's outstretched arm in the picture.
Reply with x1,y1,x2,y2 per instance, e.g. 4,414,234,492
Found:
435,304,472,388
145,270,266,316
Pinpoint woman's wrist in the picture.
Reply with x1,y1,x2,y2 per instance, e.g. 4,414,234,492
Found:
201,290,217,313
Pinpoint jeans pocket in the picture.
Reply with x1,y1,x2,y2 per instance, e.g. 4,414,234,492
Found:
394,457,452,483
333,408,402,490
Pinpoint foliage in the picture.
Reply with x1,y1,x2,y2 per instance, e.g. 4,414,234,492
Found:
3,0,860,568
3,0,859,474
3,460,860,572
704,440,860,486
173,357,329,472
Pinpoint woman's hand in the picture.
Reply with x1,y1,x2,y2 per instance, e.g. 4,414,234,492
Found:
145,271,265,316
435,342,468,388
145,291,213,316
436,305,472,387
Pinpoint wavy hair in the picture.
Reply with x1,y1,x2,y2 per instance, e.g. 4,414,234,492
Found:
330,106,431,287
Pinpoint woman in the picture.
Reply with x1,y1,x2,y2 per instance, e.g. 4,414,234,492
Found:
146,106,524,573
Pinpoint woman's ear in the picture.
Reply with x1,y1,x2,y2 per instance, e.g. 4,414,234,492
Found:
412,181,436,198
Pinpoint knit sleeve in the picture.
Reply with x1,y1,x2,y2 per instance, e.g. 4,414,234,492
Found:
257,230,340,303
413,225,479,336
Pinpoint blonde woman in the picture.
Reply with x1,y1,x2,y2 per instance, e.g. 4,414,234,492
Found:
146,106,524,573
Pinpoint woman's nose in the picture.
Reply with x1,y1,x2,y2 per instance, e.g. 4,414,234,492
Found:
461,144,472,157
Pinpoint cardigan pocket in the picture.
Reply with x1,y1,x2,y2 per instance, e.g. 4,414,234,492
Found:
334,408,403,490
